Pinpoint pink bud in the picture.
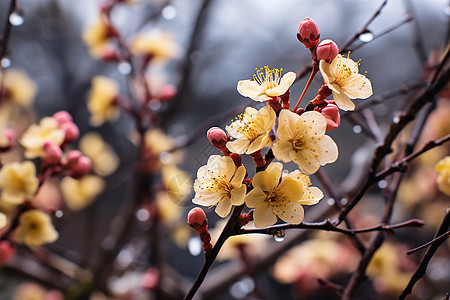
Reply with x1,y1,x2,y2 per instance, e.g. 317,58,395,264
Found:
142,268,160,290
43,141,62,165
65,150,82,169
0,128,15,151
71,156,91,178
316,39,339,63
207,127,228,149
321,103,341,131
158,84,177,102
52,111,73,126
187,207,207,228
61,122,79,144
0,241,15,265
297,18,320,48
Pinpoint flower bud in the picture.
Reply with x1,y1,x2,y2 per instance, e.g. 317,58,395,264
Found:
52,111,73,126
0,241,15,266
71,156,92,178
207,127,228,149
65,150,82,169
61,122,80,144
158,84,177,102
297,18,320,48
43,141,62,165
316,39,339,63
187,207,207,228
321,103,341,131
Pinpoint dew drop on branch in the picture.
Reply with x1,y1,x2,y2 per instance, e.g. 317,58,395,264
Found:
359,30,374,43
273,229,285,242
9,10,24,27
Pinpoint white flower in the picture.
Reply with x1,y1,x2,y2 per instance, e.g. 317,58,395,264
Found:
272,110,338,175
237,66,296,102
245,163,304,228
193,155,246,218
319,54,373,111
226,106,276,154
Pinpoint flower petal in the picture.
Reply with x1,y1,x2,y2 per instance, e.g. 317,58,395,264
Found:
230,165,246,187
299,186,323,205
272,201,304,225
245,186,267,208
333,90,355,111
272,140,293,162
290,149,321,175
215,196,233,218
237,80,271,101
266,72,296,97
226,139,250,154
300,111,327,136
341,74,373,99
252,170,278,193
230,185,246,206
253,202,277,228
246,134,270,154
277,109,300,140
317,135,338,164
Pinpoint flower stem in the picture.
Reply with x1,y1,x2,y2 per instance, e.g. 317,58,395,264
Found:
292,62,319,112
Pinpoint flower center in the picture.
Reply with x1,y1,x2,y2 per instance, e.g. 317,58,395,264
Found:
253,66,282,90
230,113,259,140
290,136,305,151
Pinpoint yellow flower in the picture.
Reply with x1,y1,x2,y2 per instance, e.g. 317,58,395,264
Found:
0,69,37,106
0,161,38,205
284,170,323,205
0,212,6,229
237,66,296,102
60,175,105,211
272,110,338,175
15,210,59,247
88,76,119,126
319,54,373,111
436,156,450,196
245,162,304,228
193,155,246,218
226,106,276,154
80,132,119,176
130,30,181,62
20,117,65,159
82,13,111,57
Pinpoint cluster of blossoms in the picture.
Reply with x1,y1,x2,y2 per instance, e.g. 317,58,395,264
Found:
191,18,373,229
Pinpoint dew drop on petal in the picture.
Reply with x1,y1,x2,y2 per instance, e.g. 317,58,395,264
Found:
229,277,255,299
9,10,24,26
1,57,11,68
352,125,362,134
327,198,335,206
118,61,132,75
55,210,64,218
273,229,285,242
188,237,202,256
162,5,177,20
378,180,388,189
359,30,374,43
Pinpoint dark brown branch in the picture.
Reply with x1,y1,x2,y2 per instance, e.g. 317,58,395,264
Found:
399,208,450,300
0,0,17,61
406,231,450,255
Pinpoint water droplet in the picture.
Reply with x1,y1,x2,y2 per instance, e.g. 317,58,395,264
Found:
353,125,362,134
444,5,450,16
188,237,202,256
55,210,64,218
340,198,348,205
118,61,132,75
327,198,335,206
229,277,255,299
162,5,177,20
1,57,11,68
136,208,150,222
9,10,24,26
359,30,374,43
393,116,400,123
273,229,285,242
378,180,388,189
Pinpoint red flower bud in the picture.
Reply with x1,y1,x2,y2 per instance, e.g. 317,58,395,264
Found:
297,18,320,48
71,156,92,178
61,122,79,144
321,103,341,131
316,39,339,63
53,111,73,126
187,207,208,228
43,141,62,165
207,127,228,149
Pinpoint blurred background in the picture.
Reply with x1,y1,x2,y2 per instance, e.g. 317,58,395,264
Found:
0,0,449,299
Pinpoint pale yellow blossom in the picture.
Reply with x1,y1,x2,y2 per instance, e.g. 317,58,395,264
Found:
0,161,38,205
161,165,192,204
60,175,105,211
226,106,276,154
436,156,450,196
193,155,246,218
319,54,372,111
20,117,65,159
245,162,304,228
0,69,37,107
272,110,338,175
80,132,119,176
130,30,181,62
15,210,59,247
82,13,111,57
284,170,323,205
88,76,119,126
237,66,296,102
